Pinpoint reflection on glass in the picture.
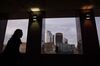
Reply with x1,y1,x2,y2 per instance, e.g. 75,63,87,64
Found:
3,19,29,53
41,18,79,54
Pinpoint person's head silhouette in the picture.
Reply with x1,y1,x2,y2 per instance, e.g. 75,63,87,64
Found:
12,29,23,38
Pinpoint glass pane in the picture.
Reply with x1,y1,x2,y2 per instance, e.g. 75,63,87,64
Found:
41,18,79,54
3,19,29,53
95,17,100,46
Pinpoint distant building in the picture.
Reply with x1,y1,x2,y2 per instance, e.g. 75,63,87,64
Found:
62,44,75,54
77,40,83,54
42,30,55,54
41,45,45,54
55,33,63,47
73,47,79,54
43,42,56,54
46,30,54,43
57,43,75,54
52,35,54,44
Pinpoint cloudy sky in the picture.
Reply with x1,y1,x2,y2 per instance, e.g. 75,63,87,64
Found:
3,19,29,45
45,18,78,47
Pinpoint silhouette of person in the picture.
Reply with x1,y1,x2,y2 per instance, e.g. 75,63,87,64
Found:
3,29,23,64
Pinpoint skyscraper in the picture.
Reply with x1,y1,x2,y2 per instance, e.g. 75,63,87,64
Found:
55,33,63,44
46,30,53,43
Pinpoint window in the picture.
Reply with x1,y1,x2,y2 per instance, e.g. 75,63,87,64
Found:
3,19,29,53
95,17,100,46
41,17,79,54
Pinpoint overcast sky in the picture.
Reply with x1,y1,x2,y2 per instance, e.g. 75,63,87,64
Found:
45,18,78,47
3,19,29,45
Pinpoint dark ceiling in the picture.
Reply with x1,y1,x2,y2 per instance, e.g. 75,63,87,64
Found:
0,0,100,19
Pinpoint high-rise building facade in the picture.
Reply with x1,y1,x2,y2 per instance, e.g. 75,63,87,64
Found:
46,30,54,43
55,33,63,44
55,33,63,53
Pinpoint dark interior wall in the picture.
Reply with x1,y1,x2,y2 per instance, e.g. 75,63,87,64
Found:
25,11,45,63
0,19,7,53
79,9,99,54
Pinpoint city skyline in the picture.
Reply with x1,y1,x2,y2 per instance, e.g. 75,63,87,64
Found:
45,30,68,44
44,18,78,47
